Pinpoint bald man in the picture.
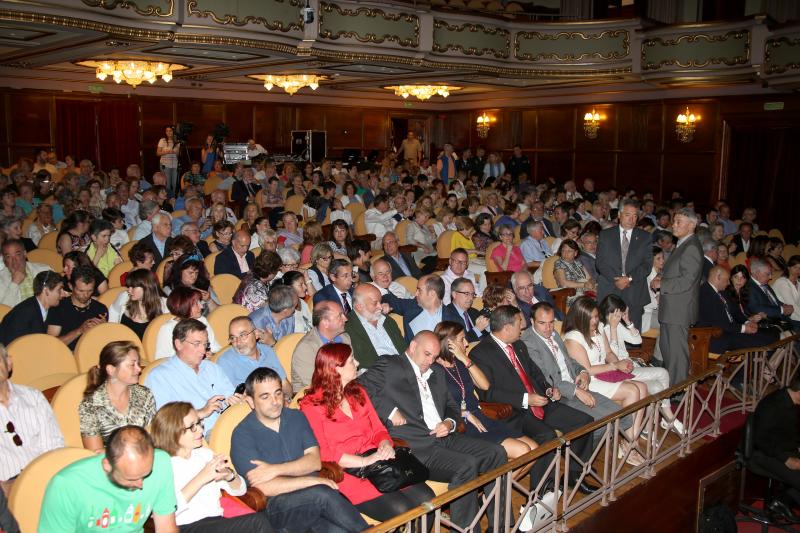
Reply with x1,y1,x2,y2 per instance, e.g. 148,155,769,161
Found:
345,283,407,368
214,230,255,279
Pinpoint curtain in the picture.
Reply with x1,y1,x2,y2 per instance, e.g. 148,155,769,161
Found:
97,101,139,172
55,100,98,165
726,125,800,240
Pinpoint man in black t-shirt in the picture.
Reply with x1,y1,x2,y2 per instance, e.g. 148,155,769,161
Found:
46,265,107,350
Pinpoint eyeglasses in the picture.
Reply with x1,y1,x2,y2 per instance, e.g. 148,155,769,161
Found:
229,329,255,342
320,256,332,261
454,291,476,298
517,284,534,292
185,340,211,351
284,262,299,269
184,420,204,433
5,421,22,446
450,258,468,266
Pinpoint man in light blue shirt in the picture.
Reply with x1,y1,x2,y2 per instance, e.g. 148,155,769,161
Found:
249,285,297,345
520,219,552,270
145,318,243,437
171,196,211,238
217,316,293,398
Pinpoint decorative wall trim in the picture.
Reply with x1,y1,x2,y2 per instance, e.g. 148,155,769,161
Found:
514,29,630,62
0,8,172,40
641,30,750,71
186,0,303,32
81,0,174,17
764,35,800,75
433,19,510,59
318,2,419,48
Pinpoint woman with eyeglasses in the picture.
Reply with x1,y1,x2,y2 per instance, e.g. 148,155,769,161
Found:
308,243,333,291
150,401,273,532
155,287,221,360
80,341,155,452
406,208,437,272
163,253,220,315
208,220,235,254
233,251,282,313
108,269,168,339
489,224,524,272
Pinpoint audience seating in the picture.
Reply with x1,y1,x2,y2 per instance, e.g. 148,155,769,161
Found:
207,304,249,344
119,240,138,261
283,195,304,216
36,231,58,251
7,334,78,397
730,252,748,268
210,274,240,305
50,373,89,448
107,260,133,288
8,447,95,533
74,322,144,373
394,275,418,294
539,255,559,290
96,286,125,309
395,220,410,245
26,248,63,272
0,303,10,322
155,258,170,283
485,270,513,288
138,357,167,385
345,201,365,221
484,242,502,272
141,313,175,364
389,313,404,337
251,247,262,257
274,332,304,378
204,252,219,274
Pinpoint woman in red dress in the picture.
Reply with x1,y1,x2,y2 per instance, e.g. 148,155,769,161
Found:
299,343,433,522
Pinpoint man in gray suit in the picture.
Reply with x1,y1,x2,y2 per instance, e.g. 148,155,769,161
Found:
520,301,628,443
290,300,351,391
596,199,653,329
657,208,703,384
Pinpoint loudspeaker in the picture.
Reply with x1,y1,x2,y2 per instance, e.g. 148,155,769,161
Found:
291,130,326,162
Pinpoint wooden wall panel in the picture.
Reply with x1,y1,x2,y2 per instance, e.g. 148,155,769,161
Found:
443,112,471,151
617,153,662,194
297,107,324,131
663,153,716,209
536,152,572,182
520,109,537,148
9,94,51,145
617,104,663,152
362,109,388,150
175,102,225,150
254,104,293,153
574,152,616,189
575,105,617,152
537,108,574,150
325,107,363,152
224,103,254,142
663,102,717,153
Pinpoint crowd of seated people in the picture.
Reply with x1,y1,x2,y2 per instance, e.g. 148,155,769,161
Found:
0,139,797,532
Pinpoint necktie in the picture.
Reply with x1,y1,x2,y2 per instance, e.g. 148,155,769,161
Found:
463,311,473,333
544,336,559,357
762,285,779,306
341,293,352,314
621,230,630,276
717,292,734,323
541,222,550,237
505,344,544,419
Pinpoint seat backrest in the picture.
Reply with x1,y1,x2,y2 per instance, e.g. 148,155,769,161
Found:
0,303,10,323
540,255,559,290
207,304,249,344
204,252,219,274
37,231,59,251
737,413,756,466
437,230,455,258
51,373,89,448
207,403,252,457
73,322,144,373
9,447,95,533
274,332,305,378
8,334,78,389
346,201,366,221
142,313,175,364
484,241,502,272
26,249,63,273
354,212,368,236
210,274,241,305
389,313,404,338
107,261,133,289
155,258,171,285
96,286,126,309
119,239,138,261
395,219,410,245
139,357,168,385
284,195,304,216
394,276,418,294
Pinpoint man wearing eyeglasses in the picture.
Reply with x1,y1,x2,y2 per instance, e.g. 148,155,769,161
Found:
443,278,489,342
0,343,64,497
217,316,293,399
440,248,484,306
250,285,298,346
145,319,243,437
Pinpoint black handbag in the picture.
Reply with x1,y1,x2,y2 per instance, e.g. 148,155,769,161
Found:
344,447,429,493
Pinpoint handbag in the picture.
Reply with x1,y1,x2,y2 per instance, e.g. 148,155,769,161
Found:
594,370,635,383
344,447,429,493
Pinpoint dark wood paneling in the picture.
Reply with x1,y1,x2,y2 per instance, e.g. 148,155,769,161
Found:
362,109,388,151
176,102,224,153
9,94,51,146
617,153,662,194
538,108,575,150
536,151,572,182
140,100,174,175
521,109,537,148
663,153,716,209
574,152,615,190
224,103,254,143
444,112,471,151
575,105,617,152
325,107,363,151
297,107,324,131
617,104,663,152
664,102,717,153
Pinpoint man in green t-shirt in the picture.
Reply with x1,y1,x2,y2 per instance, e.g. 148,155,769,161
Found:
39,426,177,532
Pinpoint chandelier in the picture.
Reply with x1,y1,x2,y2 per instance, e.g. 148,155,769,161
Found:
77,60,187,88
583,109,602,139
248,74,323,95
675,107,700,143
476,112,493,138
385,85,461,101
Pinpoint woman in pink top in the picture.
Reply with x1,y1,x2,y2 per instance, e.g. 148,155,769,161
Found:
490,224,524,271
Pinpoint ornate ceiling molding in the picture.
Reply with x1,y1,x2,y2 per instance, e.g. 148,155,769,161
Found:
641,30,750,71
432,19,510,59
186,0,303,33
318,2,420,48
514,29,630,62
80,0,174,18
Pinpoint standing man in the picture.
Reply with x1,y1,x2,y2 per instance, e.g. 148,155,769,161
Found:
657,208,703,384
436,143,457,185
399,131,423,167
507,145,531,182
596,199,653,329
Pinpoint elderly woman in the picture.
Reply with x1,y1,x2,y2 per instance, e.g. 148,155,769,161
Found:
26,203,56,246
300,343,434,522
553,239,596,305
489,224,524,272
251,223,277,252
405,207,437,270
233,250,282,313
308,242,333,291
155,287,221,359
0,218,35,252
79,341,155,452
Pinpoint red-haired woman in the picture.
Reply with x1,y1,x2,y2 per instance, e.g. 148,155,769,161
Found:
154,287,221,360
299,343,434,522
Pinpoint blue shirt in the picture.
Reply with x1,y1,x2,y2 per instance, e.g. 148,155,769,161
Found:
144,356,235,436
249,308,295,342
171,215,211,238
520,236,552,263
216,343,286,386
409,306,443,337
230,409,317,478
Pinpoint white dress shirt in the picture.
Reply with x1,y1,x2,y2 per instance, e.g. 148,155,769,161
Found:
357,313,399,356
441,267,483,305
370,281,412,300
171,447,245,525
395,353,454,432
534,330,572,383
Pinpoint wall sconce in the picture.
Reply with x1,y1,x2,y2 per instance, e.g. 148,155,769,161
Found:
676,106,700,143
476,112,494,138
583,109,602,139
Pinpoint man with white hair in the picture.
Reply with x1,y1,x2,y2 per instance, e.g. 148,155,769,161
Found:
520,219,552,271
345,283,406,368
132,199,160,240
370,257,412,299
440,248,483,305
747,258,798,331
657,208,703,383
171,196,210,238
139,211,173,267
363,194,397,247
179,221,212,257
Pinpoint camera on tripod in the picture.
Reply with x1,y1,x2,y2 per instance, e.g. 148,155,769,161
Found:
173,122,194,144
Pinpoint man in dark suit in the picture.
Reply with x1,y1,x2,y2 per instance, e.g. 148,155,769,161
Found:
521,201,555,238
578,231,599,281
701,239,717,281
729,222,753,256
510,270,563,324
747,258,798,330
359,331,507,531
138,211,173,270
444,277,489,342
0,270,63,345
697,266,776,353
469,305,595,494
214,230,255,279
383,274,447,343
345,284,406,368
658,208,704,384
596,199,653,329
312,259,354,313
381,232,422,279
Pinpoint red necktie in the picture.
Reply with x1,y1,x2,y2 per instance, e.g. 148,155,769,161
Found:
505,344,544,419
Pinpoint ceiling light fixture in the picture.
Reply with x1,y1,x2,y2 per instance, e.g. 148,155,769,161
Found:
385,85,461,101
248,74,323,95
675,106,700,143
77,60,187,88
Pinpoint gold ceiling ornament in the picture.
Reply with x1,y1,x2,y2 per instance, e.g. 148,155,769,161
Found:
385,85,461,100
248,74,324,95
583,108,602,139
77,59,187,88
675,106,700,143
476,112,494,138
